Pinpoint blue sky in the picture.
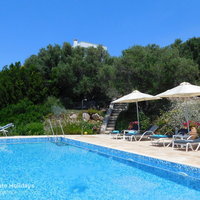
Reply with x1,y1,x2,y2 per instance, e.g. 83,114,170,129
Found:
0,0,200,69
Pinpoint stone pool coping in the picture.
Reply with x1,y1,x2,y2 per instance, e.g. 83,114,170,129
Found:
64,134,200,168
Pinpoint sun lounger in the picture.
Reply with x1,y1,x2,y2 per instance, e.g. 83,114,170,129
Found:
123,130,139,141
150,127,190,147
173,137,200,152
111,121,139,140
150,134,173,146
196,143,200,151
0,123,14,136
124,125,159,141
110,130,124,139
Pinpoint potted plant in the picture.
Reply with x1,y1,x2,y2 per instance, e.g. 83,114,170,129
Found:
189,121,199,139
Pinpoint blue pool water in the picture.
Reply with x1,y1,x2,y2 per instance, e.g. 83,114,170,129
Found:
0,142,200,200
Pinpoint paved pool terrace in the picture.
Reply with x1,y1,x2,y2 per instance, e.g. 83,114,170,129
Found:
0,134,200,168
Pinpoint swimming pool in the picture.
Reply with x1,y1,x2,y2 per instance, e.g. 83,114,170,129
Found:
0,137,200,200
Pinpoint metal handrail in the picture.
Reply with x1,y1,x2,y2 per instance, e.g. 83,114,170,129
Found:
58,120,65,135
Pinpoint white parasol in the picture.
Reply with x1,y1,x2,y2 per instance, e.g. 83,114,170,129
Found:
112,90,160,131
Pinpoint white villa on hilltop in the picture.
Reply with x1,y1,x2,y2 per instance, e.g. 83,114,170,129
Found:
73,39,107,51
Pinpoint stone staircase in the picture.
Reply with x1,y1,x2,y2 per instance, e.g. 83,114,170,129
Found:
100,103,128,134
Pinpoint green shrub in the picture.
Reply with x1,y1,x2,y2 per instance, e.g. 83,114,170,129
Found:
64,122,91,135
46,119,101,135
115,110,133,130
155,99,200,132
14,122,44,135
0,97,63,136
62,121,99,135
0,99,50,125
115,110,150,131
139,112,151,130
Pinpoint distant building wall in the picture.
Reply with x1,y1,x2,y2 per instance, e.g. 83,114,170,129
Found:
73,39,107,50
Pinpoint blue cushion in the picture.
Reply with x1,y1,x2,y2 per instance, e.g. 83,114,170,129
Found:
112,130,120,134
125,130,138,135
150,135,171,138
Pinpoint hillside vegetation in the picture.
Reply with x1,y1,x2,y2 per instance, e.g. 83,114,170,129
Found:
0,38,200,134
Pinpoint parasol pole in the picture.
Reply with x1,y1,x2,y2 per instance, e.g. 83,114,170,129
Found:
184,99,190,133
136,101,140,131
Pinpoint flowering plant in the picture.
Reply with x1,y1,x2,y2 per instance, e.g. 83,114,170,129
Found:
92,126,98,133
182,121,200,128
128,121,139,130
129,121,139,125
182,121,200,136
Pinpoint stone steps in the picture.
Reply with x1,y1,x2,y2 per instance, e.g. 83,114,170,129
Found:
105,103,128,133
